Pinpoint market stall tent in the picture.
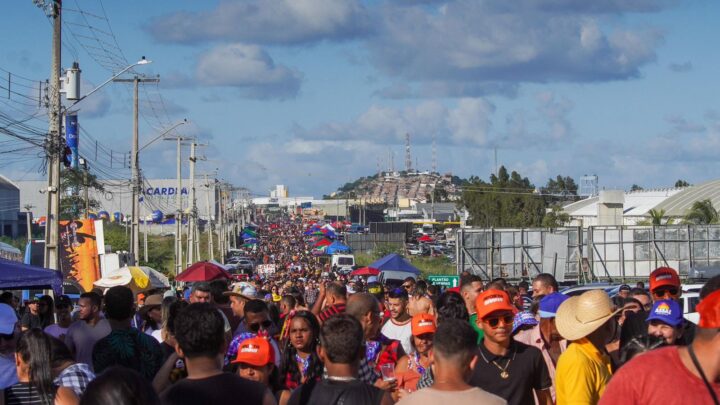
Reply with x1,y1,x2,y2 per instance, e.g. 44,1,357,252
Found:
0,259,63,295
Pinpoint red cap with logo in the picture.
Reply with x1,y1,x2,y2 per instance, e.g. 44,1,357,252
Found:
411,313,437,336
475,289,517,320
231,337,274,367
649,267,680,291
697,289,720,329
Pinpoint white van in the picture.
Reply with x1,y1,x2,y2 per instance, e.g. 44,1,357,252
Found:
331,254,355,273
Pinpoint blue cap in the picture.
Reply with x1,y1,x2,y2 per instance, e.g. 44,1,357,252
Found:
646,299,683,327
538,292,569,318
512,311,538,334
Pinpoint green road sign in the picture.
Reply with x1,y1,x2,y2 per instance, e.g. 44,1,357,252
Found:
427,275,459,288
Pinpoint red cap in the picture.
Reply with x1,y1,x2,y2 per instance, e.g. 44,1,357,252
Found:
649,267,680,291
231,337,274,367
697,290,720,329
475,289,517,320
411,313,437,336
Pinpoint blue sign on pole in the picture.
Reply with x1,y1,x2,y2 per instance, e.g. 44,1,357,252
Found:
66,114,79,169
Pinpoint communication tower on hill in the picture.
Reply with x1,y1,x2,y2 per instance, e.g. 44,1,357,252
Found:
432,134,437,174
405,133,412,172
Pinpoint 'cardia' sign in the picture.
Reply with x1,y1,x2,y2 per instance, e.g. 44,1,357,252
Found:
145,187,189,196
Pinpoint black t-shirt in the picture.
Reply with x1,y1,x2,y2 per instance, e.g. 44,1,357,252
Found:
287,379,385,405
469,340,551,405
20,312,43,330
160,372,266,405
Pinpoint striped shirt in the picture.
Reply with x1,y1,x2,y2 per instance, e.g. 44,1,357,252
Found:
318,303,346,323
4,382,56,405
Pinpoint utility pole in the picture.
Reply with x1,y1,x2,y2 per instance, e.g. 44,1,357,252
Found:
218,183,225,263
164,135,189,274
203,174,215,261
43,0,62,270
186,142,206,266
113,75,159,265
24,204,34,241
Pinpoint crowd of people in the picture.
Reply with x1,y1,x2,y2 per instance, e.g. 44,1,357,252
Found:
0,219,717,405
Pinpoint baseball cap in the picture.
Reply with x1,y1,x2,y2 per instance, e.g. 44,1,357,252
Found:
538,292,569,318
619,284,631,292
224,282,259,301
646,299,683,327
231,337,274,367
475,289,518,320
512,311,538,334
143,294,163,307
697,289,720,329
0,303,17,334
411,313,436,336
649,267,680,291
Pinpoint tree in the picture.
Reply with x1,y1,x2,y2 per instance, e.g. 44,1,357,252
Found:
542,205,570,228
543,175,578,196
630,184,644,192
684,199,719,225
674,180,690,188
461,166,546,227
637,208,674,226
59,168,105,220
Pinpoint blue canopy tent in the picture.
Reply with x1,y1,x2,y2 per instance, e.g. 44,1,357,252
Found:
369,253,421,275
325,241,351,255
0,259,63,295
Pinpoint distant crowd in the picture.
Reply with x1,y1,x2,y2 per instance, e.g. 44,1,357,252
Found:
0,219,717,405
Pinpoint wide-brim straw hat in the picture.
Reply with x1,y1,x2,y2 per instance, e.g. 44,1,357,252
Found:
556,289,620,341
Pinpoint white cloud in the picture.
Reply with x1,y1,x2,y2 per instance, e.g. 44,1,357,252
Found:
146,0,370,45
195,44,302,99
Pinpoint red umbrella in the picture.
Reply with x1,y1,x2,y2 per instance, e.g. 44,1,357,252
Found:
418,235,433,242
351,267,380,276
176,262,231,282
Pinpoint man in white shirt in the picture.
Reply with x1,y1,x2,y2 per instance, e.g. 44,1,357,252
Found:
381,287,413,355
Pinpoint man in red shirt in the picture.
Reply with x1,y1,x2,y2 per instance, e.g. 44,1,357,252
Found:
600,277,720,404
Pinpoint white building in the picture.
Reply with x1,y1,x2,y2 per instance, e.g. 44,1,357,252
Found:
0,175,20,238
14,178,217,221
561,180,720,227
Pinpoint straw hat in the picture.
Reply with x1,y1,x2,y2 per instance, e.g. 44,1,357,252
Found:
555,289,620,341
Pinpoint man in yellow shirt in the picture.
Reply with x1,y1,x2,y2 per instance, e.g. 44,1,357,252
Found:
554,290,619,405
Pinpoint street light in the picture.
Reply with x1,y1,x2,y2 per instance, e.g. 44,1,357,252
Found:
139,118,189,151
65,57,152,107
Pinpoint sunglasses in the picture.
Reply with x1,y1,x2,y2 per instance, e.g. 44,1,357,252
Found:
248,320,273,333
652,287,678,298
483,314,514,328
402,284,412,290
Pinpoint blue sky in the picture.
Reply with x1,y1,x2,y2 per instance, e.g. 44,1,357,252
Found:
1,0,718,197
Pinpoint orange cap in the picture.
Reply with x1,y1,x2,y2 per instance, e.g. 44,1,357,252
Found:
475,289,517,320
231,337,274,367
649,267,680,291
697,289,720,329
411,313,436,336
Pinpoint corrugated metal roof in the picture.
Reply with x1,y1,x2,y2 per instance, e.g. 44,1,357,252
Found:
563,189,684,217
653,179,720,216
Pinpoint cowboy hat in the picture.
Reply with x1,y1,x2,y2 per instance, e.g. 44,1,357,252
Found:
555,289,620,341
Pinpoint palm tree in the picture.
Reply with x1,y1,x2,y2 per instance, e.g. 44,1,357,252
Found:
648,209,667,225
684,199,719,225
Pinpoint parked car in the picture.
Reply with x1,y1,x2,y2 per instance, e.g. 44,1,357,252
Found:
682,291,700,324
560,283,621,297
